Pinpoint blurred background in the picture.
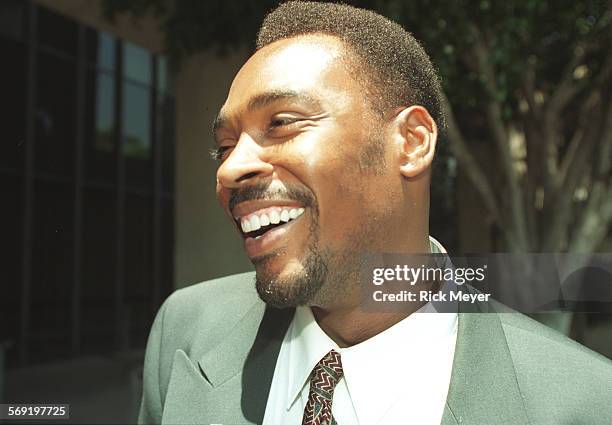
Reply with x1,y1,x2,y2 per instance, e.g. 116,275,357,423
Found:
0,0,610,423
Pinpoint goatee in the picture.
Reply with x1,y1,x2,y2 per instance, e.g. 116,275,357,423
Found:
254,244,329,308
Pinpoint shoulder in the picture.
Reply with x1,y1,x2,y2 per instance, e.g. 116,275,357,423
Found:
499,311,611,372
498,312,612,421
165,271,258,318
138,271,263,422
157,271,262,350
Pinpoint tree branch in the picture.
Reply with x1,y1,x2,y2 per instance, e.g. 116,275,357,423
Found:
556,88,603,188
593,50,612,86
570,185,612,252
541,45,593,195
469,24,529,250
570,96,612,251
521,56,541,119
546,45,588,119
543,90,605,250
440,92,520,248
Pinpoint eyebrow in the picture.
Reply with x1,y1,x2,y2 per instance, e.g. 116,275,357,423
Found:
212,89,322,138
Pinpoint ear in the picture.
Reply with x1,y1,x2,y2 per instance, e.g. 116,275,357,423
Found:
391,106,438,178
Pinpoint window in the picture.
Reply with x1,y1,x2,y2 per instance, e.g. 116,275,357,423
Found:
0,1,175,367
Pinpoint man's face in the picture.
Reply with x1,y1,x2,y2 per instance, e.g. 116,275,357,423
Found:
214,35,401,308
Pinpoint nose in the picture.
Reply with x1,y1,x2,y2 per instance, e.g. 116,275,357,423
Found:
216,132,274,189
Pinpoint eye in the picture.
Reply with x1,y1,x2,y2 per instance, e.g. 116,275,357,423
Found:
267,116,301,135
210,146,233,162
270,117,297,127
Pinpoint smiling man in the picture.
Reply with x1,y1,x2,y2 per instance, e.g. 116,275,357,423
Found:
214,31,437,320
138,2,612,425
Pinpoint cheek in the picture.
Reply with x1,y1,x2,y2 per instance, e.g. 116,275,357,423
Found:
303,140,360,193
278,124,385,239
305,147,373,238
276,127,355,190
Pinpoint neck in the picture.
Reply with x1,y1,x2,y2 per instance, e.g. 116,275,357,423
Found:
310,302,427,347
312,233,435,347
311,277,439,347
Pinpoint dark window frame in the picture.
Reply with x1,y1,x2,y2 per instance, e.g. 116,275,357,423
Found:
0,1,175,367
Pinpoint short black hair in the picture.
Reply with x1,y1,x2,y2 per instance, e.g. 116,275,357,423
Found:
256,1,445,130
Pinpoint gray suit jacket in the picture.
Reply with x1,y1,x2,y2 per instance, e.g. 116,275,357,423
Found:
138,272,612,424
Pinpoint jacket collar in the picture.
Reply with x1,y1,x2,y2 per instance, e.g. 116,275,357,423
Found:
195,260,530,425
196,301,530,425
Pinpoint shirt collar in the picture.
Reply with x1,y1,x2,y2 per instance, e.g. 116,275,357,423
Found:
429,235,446,254
284,236,456,411
285,305,338,410
285,304,457,425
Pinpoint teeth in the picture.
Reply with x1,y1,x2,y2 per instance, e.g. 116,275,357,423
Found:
269,210,281,224
249,215,261,231
240,207,306,234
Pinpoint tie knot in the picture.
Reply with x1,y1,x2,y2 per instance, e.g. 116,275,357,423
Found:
310,349,344,394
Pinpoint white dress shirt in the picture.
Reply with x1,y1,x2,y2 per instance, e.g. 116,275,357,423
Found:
263,238,458,425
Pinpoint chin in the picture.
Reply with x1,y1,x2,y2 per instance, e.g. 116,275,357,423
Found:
253,249,329,309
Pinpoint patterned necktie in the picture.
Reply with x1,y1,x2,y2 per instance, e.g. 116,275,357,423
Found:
302,349,344,425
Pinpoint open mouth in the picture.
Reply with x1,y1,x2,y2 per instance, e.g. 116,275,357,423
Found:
243,220,286,239
236,207,305,240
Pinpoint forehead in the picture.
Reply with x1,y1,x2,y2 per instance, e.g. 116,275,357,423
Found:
223,35,352,113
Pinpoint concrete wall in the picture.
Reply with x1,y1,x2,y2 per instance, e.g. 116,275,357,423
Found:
174,51,254,288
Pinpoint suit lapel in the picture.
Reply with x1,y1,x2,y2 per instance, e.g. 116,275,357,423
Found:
197,300,267,387
241,307,295,422
192,303,294,424
161,297,293,424
441,309,531,425
165,264,529,424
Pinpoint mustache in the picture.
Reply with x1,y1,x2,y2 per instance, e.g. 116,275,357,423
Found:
229,182,316,213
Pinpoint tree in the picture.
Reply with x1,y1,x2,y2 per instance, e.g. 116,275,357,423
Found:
379,0,612,256
104,0,612,331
